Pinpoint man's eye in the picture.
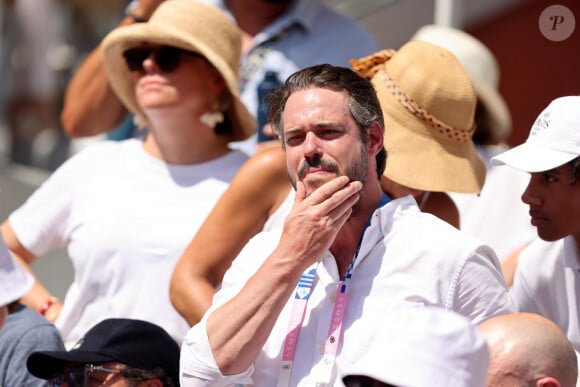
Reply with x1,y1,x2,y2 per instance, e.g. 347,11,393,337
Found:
285,135,303,146
320,129,341,138
543,173,556,183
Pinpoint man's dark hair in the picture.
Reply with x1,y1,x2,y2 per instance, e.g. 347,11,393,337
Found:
267,64,387,178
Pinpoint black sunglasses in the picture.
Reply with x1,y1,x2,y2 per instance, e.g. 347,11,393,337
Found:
49,366,84,387
49,364,128,386
122,45,203,73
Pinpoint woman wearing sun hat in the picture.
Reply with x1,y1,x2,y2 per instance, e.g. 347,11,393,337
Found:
351,40,487,228
0,0,256,348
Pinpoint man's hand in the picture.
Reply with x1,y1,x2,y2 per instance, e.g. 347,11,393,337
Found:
278,176,362,271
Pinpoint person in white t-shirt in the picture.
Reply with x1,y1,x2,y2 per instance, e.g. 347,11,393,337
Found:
491,96,580,353
0,0,255,348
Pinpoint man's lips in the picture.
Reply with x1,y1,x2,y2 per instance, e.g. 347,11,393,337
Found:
529,210,548,227
305,168,328,174
301,168,333,179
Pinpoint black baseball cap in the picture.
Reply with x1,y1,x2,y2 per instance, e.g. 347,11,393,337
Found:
27,318,180,385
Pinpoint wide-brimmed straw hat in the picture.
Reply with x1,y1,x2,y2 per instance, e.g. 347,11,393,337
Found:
351,41,486,194
412,24,512,143
101,0,256,141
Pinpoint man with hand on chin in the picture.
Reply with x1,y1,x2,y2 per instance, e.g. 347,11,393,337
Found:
180,64,512,386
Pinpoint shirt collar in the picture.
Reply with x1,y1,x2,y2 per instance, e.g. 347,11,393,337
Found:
563,235,580,269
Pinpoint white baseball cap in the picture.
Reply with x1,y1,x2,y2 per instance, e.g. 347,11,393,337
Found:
338,306,489,387
491,96,580,172
0,234,33,307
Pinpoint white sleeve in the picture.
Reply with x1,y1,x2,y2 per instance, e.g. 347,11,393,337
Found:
179,230,281,386
180,316,254,386
8,150,91,256
509,252,542,314
448,244,515,324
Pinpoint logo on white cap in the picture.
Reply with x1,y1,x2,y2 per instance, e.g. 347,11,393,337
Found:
491,96,580,172
531,111,551,137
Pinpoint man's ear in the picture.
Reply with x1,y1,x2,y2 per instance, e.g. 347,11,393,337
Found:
536,376,560,387
367,121,384,157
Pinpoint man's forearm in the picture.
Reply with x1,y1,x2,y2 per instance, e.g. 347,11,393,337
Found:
206,250,304,375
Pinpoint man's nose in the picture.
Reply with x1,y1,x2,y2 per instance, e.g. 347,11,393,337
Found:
303,132,322,158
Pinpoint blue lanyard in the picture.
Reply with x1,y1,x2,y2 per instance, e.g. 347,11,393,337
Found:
342,193,391,283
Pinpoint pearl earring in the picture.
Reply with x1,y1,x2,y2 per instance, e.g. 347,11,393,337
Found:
200,111,225,128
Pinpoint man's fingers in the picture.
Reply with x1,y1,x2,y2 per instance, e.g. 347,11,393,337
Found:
292,177,362,222
315,179,361,214
295,181,306,201
281,177,361,265
289,177,362,233
325,188,360,224
305,177,362,206
311,176,350,201
299,178,361,227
